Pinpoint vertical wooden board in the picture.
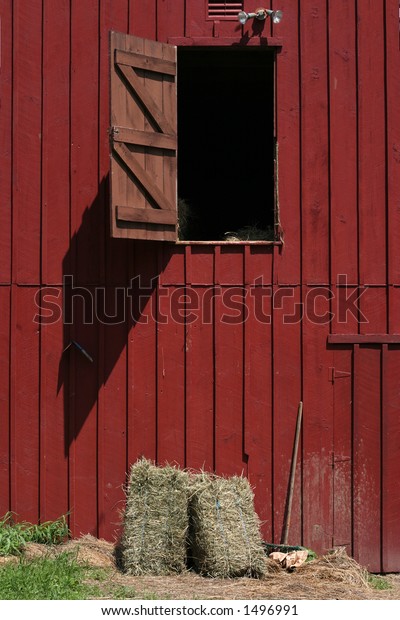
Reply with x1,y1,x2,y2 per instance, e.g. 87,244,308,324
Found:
40,288,68,523
273,0,301,285
330,282,355,552
0,1,12,284
302,286,334,553
244,246,273,286
389,286,400,335
386,0,400,285
214,287,245,476
185,246,214,285
41,0,71,285
272,286,302,544
130,37,176,242
331,284,361,335
244,281,272,540
300,1,330,285
328,0,358,285
357,0,386,285
70,0,102,285
68,286,98,537
214,246,244,285
100,2,129,285
382,345,400,571
353,345,381,571
129,0,157,38
145,37,169,223
332,346,352,552
127,242,158,466
359,286,388,334
10,287,40,522
110,32,145,236
161,41,178,231
97,0,129,542
98,295,128,541
0,287,11,514
12,0,42,284
157,285,185,466
159,245,186,285
156,0,185,42
185,286,215,471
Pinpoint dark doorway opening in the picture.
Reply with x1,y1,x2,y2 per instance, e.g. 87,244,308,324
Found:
177,46,276,242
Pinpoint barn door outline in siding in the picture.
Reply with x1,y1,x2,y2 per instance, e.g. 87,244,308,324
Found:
110,32,177,241
329,336,400,572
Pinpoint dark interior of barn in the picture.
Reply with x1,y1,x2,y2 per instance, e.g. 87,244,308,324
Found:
177,46,275,241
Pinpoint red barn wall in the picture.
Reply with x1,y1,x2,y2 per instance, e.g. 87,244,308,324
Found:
0,0,400,571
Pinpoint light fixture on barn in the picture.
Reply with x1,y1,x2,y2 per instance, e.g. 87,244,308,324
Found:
237,8,283,25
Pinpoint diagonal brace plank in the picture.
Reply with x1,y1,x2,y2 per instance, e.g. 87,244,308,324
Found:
113,141,175,213
115,49,176,76
117,63,175,136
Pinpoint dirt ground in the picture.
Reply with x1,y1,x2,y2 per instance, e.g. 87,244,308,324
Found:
16,536,400,601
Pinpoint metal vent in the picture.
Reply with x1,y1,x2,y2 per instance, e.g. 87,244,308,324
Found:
208,1,243,19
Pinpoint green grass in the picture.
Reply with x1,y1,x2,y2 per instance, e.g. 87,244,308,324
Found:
368,574,392,591
0,513,69,556
0,554,155,600
0,552,96,600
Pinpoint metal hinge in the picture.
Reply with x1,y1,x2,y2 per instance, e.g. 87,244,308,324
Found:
109,126,120,141
329,367,351,384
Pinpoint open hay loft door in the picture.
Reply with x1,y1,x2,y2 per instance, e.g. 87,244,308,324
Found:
110,32,177,241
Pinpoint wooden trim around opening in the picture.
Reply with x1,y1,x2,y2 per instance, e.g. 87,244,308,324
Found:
328,334,400,344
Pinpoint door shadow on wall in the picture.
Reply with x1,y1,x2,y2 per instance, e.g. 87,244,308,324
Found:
58,175,171,457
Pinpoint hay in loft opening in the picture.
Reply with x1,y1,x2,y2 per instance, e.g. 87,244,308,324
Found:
119,458,189,576
188,472,268,579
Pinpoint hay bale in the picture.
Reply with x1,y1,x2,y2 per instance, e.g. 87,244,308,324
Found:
119,458,189,576
188,473,268,578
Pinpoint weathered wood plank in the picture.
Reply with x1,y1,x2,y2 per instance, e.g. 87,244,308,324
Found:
128,242,159,466
272,286,302,545
10,287,40,523
300,1,330,285
113,126,176,150
357,0,386,285
386,0,400,286
71,0,102,286
328,0,358,285
185,282,215,471
157,282,186,466
353,344,381,571
40,287,68,523
244,268,273,540
329,334,400,345
67,285,99,537
382,344,400,571
0,286,11,515
0,1,12,284
13,0,42,284
41,0,71,285
116,49,176,75
302,285,334,553
117,205,176,225
273,0,301,285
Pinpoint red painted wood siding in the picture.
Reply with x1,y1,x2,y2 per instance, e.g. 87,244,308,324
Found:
0,0,399,571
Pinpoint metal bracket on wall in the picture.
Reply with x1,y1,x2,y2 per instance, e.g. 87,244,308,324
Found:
329,367,351,384
63,340,94,363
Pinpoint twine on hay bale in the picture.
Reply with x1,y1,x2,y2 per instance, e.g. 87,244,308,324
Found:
188,472,269,579
119,458,189,576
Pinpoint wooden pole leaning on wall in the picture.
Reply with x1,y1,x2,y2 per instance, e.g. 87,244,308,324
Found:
281,401,303,545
